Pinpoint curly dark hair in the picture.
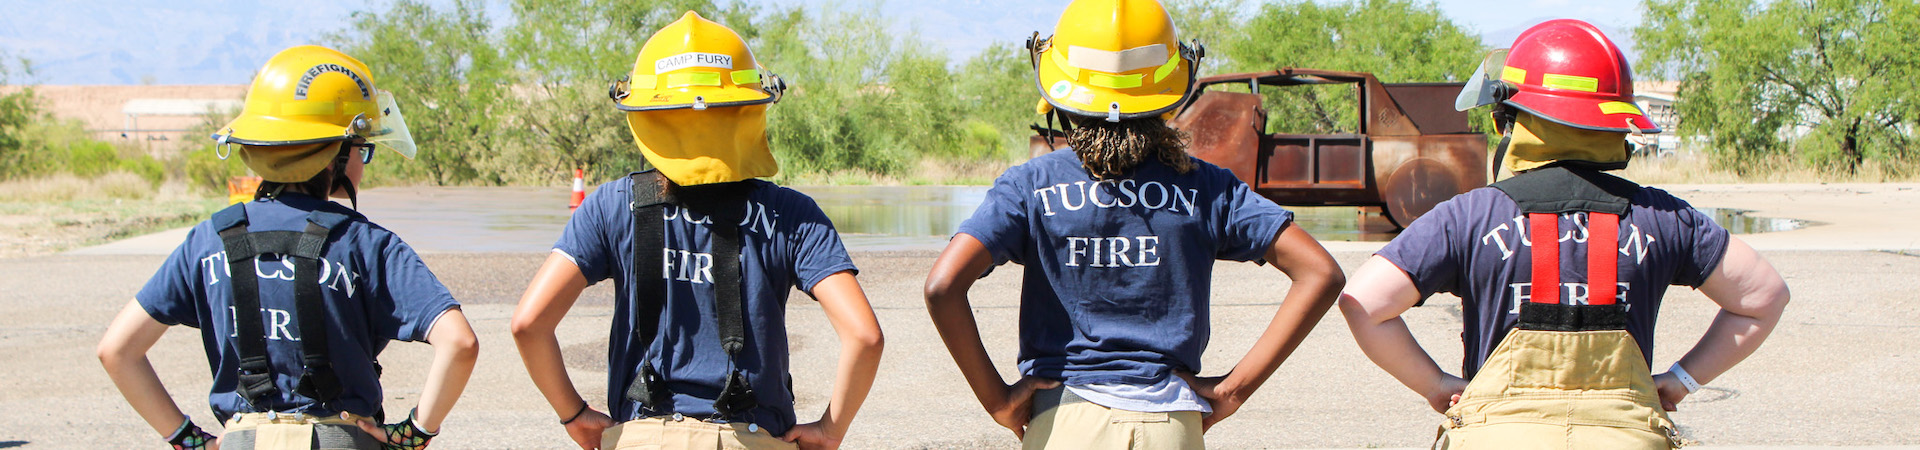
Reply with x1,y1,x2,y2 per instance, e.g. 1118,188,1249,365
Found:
1066,116,1195,179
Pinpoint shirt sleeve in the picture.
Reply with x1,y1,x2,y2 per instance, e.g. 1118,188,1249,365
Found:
1376,197,1462,298
1214,174,1293,262
784,194,859,293
1670,201,1731,288
371,231,460,342
555,180,621,285
135,228,208,328
955,165,1031,265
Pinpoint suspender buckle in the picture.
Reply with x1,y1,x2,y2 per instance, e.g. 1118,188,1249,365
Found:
295,362,344,402
624,364,671,409
712,370,759,416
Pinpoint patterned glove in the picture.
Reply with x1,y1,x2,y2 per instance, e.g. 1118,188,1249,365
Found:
376,408,437,450
166,419,215,450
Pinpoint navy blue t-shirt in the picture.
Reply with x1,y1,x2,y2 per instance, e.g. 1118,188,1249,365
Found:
554,175,856,436
957,150,1293,386
136,193,460,423
1375,186,1730,379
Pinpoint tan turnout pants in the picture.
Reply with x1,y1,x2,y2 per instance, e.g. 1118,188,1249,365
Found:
1436,328,1682,449
599,416,796,450
220,412,379,450
1022,387,1204,450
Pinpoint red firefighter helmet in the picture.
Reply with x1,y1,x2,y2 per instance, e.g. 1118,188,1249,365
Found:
1457,19,1659,134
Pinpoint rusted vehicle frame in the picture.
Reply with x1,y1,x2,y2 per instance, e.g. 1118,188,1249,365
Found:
1171,68,1487,226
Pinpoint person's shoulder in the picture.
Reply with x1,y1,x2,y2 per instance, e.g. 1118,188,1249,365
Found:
1180,156,1243,184
1019,150,1081,175
1427,186,1513,214
748,180,825,212
1030,149,1079,166
1455,186,1514,203
1629,185,1699,212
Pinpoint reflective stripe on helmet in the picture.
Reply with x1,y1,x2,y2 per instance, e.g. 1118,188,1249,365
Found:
1088,72,1143,89
665,72,723,88
1502,66,1527,84
1598,101,1643,115
1153,54,1180,83
1050,49,1080,81
730,69,760,85
1542,73,1600,93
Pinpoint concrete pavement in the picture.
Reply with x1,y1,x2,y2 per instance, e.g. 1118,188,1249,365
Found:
9,184,1919,448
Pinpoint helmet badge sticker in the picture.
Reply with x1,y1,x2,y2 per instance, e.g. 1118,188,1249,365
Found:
655,52,734,74
294,64,372,100
1069,85,1095,107
1049,80,1073,99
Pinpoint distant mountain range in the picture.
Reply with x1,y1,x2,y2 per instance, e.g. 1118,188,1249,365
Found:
0,1,358,85
1,1,1638,85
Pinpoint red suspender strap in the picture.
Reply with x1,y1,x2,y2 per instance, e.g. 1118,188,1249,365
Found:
1528,212,1560,304
1586,213,1620,305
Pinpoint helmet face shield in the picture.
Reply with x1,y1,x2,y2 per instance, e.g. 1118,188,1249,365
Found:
1455,49,1510,111
366,90,417,160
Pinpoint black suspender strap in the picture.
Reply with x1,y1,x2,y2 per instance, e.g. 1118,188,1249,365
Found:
620,171,759,417
212,203,352,408
624,172,671,409
215,205,276,407
292,212,350,402
691,182,756,416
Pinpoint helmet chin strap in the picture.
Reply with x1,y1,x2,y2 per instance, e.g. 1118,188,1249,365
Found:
1490,105,1518,182
329,144,359,210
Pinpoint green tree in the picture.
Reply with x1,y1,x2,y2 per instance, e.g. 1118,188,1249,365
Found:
502,0,764,183
0,55,41,179
1166,0,1249,75
335,0,506,186
952,42,1038,160
1640,0,1920,175
758,7,916,175
1214,0,1484,134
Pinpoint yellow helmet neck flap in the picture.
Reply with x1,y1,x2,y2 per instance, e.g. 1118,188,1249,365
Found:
238,142,340,184
610,11,784,186
1505,111,1631,174
626,106,775,187
1029,0,1205,122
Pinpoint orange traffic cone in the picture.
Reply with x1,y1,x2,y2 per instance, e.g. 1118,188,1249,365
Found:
569,168,586,210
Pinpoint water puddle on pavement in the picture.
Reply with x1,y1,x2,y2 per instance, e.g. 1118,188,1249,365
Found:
358,186,1815,253
799,188,1815,250
1694,207,1812,234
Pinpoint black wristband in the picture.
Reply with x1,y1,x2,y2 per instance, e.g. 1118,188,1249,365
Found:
560,402,591,425
166,419,213,450
406,407,438,437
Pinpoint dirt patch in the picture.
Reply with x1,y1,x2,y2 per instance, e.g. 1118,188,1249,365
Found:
0,198,221,259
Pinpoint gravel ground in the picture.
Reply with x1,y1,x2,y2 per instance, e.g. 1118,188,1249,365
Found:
8,183,1918,449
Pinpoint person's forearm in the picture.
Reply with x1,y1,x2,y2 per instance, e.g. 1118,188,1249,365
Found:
413,316,479,432
1217,270,1341,396
818,330,883,438
1678,237,1790,386
1340,297,1452,397
514,330,589,418
926,293,1012,410
99,300,189,437
511,255,594,419
103,353,191,437
1674,309,1780,385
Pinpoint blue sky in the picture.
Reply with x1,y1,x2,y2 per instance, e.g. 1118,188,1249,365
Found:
0,0,1646,85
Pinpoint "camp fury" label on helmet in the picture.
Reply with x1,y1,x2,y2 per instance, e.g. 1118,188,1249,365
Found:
655,52,734,74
